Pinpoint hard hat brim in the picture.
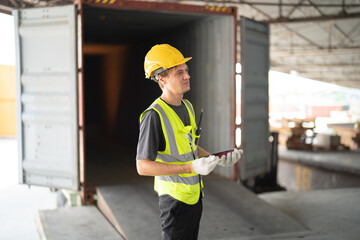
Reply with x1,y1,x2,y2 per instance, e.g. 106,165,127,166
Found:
145,57,192,79
180,57,192,66
144,43,193,79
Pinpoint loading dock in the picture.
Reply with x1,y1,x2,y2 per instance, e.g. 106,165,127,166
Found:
277,147,360,190
37,177,322,240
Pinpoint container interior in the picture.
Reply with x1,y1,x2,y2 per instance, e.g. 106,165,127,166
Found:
82,5,235,187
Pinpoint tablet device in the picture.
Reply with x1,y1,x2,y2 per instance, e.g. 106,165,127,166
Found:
213,149,234,157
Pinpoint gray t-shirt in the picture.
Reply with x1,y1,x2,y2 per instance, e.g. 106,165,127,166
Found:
136,100,190,161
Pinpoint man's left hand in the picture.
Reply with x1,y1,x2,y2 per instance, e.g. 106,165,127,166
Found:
218,148,243,167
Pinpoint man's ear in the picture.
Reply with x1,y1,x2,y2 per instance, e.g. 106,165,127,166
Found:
158,75,167,86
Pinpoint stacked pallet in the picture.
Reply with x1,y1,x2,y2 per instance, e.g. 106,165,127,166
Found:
270,118,315,150
331,125,360,150
286,119,314,150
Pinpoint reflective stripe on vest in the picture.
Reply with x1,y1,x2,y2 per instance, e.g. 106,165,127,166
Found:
140,98,202,205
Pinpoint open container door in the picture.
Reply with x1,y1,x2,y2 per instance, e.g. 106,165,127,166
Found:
14,5,79,190
240,17,271,181
184,14,236,178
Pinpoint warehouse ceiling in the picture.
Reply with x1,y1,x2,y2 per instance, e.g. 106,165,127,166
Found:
183,0,360,89
1,0,360,89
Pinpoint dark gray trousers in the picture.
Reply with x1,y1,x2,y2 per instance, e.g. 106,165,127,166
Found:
159,194,202,240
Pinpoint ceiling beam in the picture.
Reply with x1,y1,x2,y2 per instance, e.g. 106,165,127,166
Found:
264,12,360,23
305,0,353,44
271,70,360,79
240,2,323,48
0,0,14,13
184,0,360,8
270,22,358,41
271,47,360,57
348,20,360,38
238,1,360,8
286,0,306,18
0,4,12,13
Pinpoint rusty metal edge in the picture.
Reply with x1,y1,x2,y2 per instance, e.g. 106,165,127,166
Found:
81,0,237,16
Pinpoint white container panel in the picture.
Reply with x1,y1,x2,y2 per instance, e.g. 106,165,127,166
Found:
14,5,79,190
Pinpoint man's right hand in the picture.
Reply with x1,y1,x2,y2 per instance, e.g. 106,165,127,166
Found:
191,155,219,175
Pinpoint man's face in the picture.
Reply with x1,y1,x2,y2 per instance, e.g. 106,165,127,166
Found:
161,63,190,94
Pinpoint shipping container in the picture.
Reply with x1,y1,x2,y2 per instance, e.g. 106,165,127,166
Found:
14,0,270,202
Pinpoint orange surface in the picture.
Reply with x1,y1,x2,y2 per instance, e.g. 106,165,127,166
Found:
0,65,16,136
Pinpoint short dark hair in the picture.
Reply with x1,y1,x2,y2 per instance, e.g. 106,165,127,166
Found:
156,68,174,90
158,69,170,79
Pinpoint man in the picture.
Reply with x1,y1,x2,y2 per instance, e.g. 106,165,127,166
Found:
136,44,242,240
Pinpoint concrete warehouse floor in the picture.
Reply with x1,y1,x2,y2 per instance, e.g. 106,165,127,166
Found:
0,138,58,240
2,137,360,239
259,188,360,239
37,177,360,240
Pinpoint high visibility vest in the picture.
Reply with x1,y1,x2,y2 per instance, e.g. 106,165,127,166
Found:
140,98,203,205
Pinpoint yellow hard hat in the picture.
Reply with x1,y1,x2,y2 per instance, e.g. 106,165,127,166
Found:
144,44,192,80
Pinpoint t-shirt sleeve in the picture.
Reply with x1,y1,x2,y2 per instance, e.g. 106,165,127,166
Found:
136,110,163,161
